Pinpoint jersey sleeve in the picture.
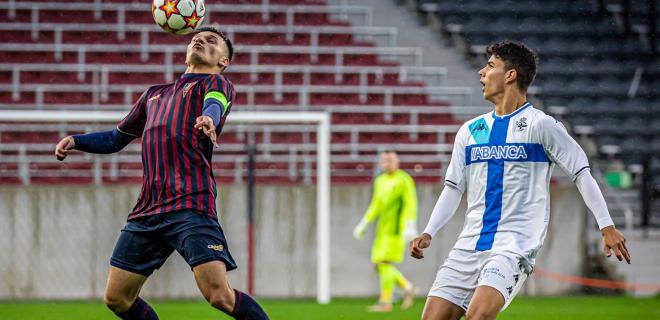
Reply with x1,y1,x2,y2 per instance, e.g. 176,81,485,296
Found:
538,115,590,181
362,177,382,223
117,89,150,138
202,74,235,130
444,124,468,193
401,173,418,223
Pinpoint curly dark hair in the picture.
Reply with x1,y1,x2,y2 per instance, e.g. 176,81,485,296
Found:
195,26,234,62
486,40,538,92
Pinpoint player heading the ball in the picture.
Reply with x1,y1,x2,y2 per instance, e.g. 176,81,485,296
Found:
55,27,269,320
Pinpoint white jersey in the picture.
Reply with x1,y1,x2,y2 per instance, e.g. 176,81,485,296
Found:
445,102,589,265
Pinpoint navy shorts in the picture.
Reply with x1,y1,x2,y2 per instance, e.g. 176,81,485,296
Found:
110,210,237,277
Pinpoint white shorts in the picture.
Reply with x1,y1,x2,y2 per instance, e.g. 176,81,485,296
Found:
428,248,529,311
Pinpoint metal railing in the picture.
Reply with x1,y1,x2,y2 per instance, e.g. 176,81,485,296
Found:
1,1,374,27
0,22,399,47
0,42,425,66
0,63,448,87
0,83,473,106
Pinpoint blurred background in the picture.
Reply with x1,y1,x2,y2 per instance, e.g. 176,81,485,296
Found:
0,0,658,318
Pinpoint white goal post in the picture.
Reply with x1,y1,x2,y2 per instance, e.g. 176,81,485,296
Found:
0,110,332,304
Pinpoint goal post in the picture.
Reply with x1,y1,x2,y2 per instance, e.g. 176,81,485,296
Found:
0,110,332,304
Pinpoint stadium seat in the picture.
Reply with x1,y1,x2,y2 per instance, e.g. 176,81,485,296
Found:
0,0,468,184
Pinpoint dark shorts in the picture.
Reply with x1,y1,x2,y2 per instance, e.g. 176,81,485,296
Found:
110,210,237,277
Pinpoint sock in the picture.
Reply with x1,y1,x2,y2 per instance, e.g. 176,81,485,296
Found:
391,265,412,290
377,263,395,304
115,297,159,320
230,289,269,320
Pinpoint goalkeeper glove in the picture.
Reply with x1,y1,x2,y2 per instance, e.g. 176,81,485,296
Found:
353,218,369,240
404,220,418,242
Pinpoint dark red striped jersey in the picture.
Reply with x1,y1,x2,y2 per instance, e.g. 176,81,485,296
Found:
117,73,236,220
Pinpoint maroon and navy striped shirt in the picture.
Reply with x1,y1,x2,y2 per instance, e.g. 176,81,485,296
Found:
117,73,235,220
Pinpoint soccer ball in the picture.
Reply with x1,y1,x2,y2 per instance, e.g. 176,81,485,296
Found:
152,0,206,35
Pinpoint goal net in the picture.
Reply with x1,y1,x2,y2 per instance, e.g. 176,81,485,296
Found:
0,110,331,304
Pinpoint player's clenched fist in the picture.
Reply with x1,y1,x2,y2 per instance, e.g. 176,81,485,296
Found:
55,136,75,161
195,115,218,147
409,233,432,259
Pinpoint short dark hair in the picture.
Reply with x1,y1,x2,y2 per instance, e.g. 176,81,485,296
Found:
486,40,538,92
195,26,234,62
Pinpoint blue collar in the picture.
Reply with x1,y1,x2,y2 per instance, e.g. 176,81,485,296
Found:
491,102,532,120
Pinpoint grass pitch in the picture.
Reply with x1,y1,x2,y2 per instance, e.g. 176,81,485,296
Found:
0,296,659,319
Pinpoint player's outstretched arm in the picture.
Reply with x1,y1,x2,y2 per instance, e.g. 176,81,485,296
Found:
575,171,631,264
353,179,382,240
537,115,631,264
409,185,463,259
54,128,135,161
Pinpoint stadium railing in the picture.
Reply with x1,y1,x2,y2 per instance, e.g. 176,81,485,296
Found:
0,118,461,184
0,63,449,87
1,2,374,27
0,102,489,117
0,145,453,184
0,83,473,106
0,22,400,47
0,43,425,67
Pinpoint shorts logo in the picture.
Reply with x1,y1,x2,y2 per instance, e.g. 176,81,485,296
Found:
207,244,224,251
483,267,505,280
506,286,513,295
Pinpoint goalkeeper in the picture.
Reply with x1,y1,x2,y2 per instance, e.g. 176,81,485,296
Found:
353,150,418,312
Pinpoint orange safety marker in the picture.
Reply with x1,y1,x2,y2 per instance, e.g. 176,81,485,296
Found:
533,268,660,291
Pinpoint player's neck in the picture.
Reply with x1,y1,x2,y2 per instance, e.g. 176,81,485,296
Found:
185,64,222,75
492,89,527,117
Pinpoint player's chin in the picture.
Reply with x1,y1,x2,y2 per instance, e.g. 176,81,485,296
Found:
187,52,205,63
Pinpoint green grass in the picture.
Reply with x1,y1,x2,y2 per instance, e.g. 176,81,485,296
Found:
0,296,659,319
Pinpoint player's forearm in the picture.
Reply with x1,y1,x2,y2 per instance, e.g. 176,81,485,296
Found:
73,128,134,154
422,185,463,238
575,170,614,229
363,206,378,223
202,99,224,127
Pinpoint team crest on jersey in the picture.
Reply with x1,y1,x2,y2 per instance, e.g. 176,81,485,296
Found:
183,82,197,97
515,117,528,132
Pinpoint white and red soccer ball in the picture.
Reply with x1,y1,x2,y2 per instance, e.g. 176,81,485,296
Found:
152,0,206,35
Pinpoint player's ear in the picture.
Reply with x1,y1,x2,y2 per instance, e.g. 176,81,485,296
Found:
505,69,517,85
218,57,229,71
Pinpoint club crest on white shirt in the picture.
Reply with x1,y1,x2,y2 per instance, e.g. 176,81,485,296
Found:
515,117,528,132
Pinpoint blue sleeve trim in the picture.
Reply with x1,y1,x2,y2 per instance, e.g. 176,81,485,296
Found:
73,128,135,154
202,98,224,127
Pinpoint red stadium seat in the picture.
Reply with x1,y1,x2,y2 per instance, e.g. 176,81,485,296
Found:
0,0,461,185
